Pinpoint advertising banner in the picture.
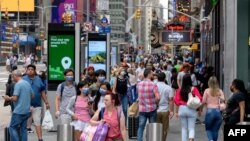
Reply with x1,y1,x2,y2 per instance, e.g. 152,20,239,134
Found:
48,35,75,81
51,0,77,23
1,0,34,12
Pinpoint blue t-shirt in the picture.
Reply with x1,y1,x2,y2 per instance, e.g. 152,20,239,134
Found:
13,79,33,114
23,75,45,107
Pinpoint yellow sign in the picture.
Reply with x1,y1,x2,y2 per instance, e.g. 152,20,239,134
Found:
1,0,34,12
249,37,250,46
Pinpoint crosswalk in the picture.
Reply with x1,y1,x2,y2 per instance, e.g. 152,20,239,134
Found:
0,78,8,83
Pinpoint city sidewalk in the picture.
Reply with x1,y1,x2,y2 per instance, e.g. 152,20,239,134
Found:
0,65,223,141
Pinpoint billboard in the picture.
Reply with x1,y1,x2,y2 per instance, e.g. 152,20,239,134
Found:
51,0,77,23
48,34,75,81
1,0,34,12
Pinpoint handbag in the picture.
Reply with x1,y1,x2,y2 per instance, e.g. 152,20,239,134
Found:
218,96,226,111
80,124,97,141
187,87,202,109
92,122,109,141
128,102,139,117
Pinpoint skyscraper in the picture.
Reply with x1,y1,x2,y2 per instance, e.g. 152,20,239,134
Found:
109,0,126,42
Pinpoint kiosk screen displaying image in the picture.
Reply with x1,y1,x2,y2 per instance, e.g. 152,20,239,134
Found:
88,41,107,71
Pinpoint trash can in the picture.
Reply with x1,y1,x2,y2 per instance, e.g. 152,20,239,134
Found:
146,123,163,141
57,124,74,141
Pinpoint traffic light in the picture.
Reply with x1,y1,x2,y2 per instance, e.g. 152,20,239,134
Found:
4,9,8,20
135,9,141,20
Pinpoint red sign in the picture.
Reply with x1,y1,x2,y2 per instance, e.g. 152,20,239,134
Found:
167,25,185,30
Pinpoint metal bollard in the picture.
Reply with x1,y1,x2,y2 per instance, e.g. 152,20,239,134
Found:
146,123,163,141
57,124,75,141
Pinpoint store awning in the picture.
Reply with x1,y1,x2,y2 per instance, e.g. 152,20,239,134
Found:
180,46,191,50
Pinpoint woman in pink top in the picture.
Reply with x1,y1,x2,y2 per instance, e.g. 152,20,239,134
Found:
66,81,91,141
174,74,202,141
90,93,127,141
202,76,225,141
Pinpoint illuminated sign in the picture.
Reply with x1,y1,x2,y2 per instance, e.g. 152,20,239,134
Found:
160,31,191,45
166,23,185,30
1,0,34,12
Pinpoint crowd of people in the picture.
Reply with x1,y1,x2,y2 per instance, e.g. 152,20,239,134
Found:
3,54,250,141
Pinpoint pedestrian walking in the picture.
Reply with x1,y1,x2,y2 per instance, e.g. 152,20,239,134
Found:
6,56,10,72
3,70,34,141
156,72,174,141
112,68,130,125
136,68,160,141
90,93,127,141
93,82,112,111
66,81,91,141
202,76,224,141
23,64,50,141
55,69,77,124
174,74,202,141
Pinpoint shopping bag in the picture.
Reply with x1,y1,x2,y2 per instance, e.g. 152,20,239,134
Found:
80,124,97,141
92,122,109,141
42,110,54,130
128,102,139,117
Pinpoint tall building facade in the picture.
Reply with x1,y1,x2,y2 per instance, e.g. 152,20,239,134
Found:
109,0,126,42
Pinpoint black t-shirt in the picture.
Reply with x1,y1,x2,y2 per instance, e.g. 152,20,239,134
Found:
116,77,128,94
226,92,245,115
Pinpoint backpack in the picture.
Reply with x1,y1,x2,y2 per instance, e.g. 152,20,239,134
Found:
60,81,77,98
98,106,122,121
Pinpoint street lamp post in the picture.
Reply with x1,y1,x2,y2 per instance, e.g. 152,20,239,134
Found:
35,6,57,61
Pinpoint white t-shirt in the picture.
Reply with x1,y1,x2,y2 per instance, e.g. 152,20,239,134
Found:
191,73,198,86
177,71,187,88
163,70,172,86
156,82,173,112
136,67,145,81
6,59,10,65
128,74,137,86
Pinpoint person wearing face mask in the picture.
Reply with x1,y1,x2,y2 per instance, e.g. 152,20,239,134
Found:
95,69,106,84
55,69,77,124
66,81,91,141
88,69,106,100
93,82,112,111
113,68,130,125
224,79,247,125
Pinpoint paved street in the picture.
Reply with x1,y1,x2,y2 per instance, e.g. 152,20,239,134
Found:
0,65,223,141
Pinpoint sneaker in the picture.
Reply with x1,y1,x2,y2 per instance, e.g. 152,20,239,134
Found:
27,128,34,133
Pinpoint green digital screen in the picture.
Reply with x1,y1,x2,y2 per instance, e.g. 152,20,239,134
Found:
48,35,75,81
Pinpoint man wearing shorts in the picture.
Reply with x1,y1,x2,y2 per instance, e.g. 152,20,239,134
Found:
23,64,50,141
